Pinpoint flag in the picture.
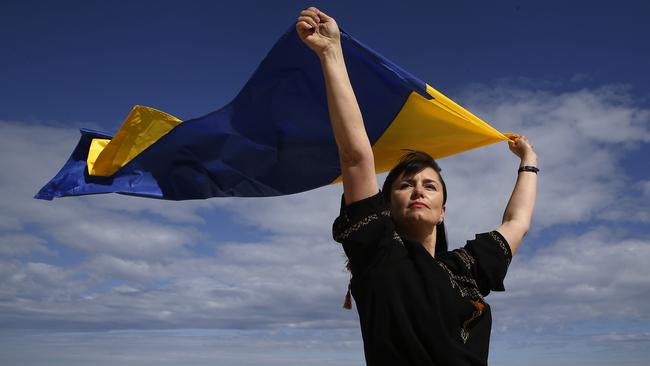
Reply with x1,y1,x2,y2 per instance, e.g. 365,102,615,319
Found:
35,26,514,201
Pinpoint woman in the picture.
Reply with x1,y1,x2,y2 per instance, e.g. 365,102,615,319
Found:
297,7,537,366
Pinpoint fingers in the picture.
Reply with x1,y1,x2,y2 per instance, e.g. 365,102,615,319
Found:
299,8,320,25
513,136,530,145
515,137,535,152
296,7,339,51
507,136,534,151
315,8,333,21
297,16,316,31
298,6,334,26
296,24,314,39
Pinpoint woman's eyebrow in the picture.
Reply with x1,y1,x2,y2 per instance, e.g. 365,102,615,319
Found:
422,178,439,185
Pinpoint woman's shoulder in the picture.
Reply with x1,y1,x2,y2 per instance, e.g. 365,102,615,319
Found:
436,231,512,296
332,191,390,243
439,231,511,264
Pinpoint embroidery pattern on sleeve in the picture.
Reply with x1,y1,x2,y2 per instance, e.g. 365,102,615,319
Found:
333,210,391,242
489,231,511,266
454,248,475,272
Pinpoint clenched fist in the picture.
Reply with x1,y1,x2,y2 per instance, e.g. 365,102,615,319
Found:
296,7,340,56
508,136,537,164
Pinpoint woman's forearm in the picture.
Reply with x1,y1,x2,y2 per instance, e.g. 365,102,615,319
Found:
496,136,538,255
319,47,374,166
502,155,538,227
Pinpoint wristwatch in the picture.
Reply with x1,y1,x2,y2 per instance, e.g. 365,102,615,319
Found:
518,166,539,174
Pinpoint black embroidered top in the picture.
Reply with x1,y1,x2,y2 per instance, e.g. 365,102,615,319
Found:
332,192,512,366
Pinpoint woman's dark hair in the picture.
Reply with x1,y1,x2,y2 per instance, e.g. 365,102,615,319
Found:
381,151,448,254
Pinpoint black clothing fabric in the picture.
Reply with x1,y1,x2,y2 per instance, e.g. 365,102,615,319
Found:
332,191,512,366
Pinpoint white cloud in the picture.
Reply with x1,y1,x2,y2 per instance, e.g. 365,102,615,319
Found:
47,213,200,259
82,255,164,283
0,235,353,330
0,259,81,307
0,234,52,257
220,185,342,238
642,180,650,198
438,83,650,246
0,121,209,260
592,332,650,345
490,228,650,329
600,179,650,223
81,193,218,224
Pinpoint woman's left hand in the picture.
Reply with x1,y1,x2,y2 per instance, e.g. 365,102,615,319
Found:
508,136,537,163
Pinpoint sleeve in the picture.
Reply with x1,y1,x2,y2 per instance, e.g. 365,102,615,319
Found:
332,191,399,275
449,231,512,296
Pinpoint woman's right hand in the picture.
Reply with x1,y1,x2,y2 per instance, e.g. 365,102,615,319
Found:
508,136,538,165
296,7,340,56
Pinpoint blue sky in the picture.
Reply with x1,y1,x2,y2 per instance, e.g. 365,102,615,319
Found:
1,1,650,365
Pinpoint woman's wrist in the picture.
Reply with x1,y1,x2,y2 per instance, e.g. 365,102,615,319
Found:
318,43,343,62
519,154,538,167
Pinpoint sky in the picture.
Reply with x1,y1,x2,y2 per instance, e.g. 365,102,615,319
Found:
1,0,650,365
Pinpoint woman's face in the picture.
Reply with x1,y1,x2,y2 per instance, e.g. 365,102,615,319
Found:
389,167,445,230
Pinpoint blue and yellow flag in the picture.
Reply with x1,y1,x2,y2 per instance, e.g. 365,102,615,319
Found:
35,27,514,201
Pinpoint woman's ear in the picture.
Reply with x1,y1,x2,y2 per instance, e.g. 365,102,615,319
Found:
439,205,446,224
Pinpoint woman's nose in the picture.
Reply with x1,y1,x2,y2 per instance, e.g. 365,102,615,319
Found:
411,184,424,198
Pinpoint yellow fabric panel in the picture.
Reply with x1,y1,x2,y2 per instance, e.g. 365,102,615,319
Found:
87,105,182,176
331,84,517,184
87,138,111,174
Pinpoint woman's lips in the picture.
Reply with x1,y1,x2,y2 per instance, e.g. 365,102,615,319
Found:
408,202,429,208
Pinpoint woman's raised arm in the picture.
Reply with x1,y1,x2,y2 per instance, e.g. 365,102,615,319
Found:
296,7,378,205
496,136,538,255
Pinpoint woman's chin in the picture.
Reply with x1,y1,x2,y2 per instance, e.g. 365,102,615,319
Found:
404,214,435,226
